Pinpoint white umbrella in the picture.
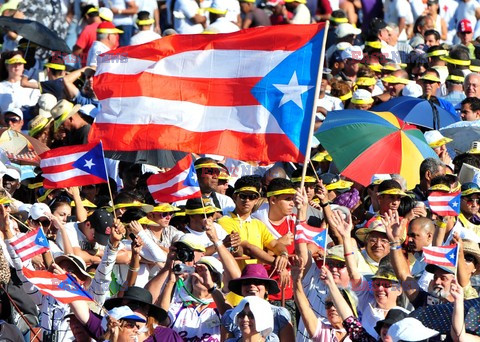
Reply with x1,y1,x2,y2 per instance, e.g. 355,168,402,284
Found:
439,120,480,157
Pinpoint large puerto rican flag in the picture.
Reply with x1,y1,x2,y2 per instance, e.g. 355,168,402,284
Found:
89,24,326,163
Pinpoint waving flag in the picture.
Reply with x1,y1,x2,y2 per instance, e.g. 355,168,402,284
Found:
22,267,93,304
428,191,461,216
10,228,49,261
89,24,326,163
295,222,327,250
39,142,108,188
423,244,458,267
147,154,201,203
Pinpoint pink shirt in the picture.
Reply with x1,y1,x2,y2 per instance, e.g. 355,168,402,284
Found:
312,319,352,342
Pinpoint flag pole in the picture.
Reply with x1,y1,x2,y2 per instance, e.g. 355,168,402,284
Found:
323,225,329,267
308,160,321,182
455,242,460,280
99,141,117,221
9,214,32,231
299,21,330,192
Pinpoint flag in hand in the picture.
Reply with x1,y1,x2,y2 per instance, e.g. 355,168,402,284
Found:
90,24,326,163
10,228,49,261
147,154,201,203
423,244,458,267
22,267,93,304
295,222,327,250
428,191,461,216
39,142,108,189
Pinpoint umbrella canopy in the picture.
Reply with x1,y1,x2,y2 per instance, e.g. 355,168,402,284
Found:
440,120,480,157
315,110,438,188
0,17,71,53
104,150,187,168
372,96,460,130
0,129,49,165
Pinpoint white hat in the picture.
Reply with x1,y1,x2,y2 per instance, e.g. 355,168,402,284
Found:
340,45,363,61
4,167,20,180
207,0,228,14
98,7,113,22
4,107,23,120
230,297,274,338
336,42,352,51
29,203,51,220
424,130,453,148
335,23,361,38
351,89,373,105
371,84,383,96
18,203,32,213
388,317,439,342
370,174,392,185
37,93,57,118
101,306,146,331
401,82,423,97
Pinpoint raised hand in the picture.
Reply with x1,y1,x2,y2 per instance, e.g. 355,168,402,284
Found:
330,209,352,238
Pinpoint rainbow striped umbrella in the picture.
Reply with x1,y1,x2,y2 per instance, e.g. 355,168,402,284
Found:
315,110,438,188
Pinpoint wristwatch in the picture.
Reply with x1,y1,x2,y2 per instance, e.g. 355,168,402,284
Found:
207,283,218,293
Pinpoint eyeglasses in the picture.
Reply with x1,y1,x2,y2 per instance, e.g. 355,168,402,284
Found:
4,117,20,124
463,198,480,205
238,311,255,320
368,237,390,245
159,212,174,218
122,320,141,329
238,193,259,201
372,280,394,289
465,254,478,265
326,260,346,269
325,301,334,309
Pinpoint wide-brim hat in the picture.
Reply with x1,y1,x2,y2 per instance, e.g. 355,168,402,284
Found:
377,188,407,197
173,233,206,252
51,100,81,132
104,286,167,322
228,264,280,296
151,203,180,213
463,240,480,272
388,317,439,342
425,263,455,274
54,254,92,280
355,217,388,242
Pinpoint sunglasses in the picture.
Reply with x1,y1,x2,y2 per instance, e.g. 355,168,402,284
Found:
122,320,141,329
465,254,478,265
4,117,20,123
238,193,259,201
242,279,266,287
325,301,334,309
326,260,346,269
238,311,255,320
159,212,174,218
463,198,480,205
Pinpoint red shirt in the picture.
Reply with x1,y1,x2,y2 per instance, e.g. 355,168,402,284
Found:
76,22,101,66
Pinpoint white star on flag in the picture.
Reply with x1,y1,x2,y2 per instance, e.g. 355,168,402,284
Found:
38,237,44,243
452,201,458,207
84,159,95,169
273,71,313,110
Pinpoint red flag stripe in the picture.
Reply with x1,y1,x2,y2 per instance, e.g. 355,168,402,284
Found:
91,124,300,162
94,73,262,106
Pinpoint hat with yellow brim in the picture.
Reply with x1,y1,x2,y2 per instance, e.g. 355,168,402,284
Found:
428,137,452,148
185,205,220,215
106,202,154,213
284,0,307,3
326,244,358,262
428,184,451,192
467,141,480,154
71,199,97,208
194,162,223,170
218,171,230,180
0,197,12,205
97,27,123,34
136,18,155,25
446,74,465,83
152,203,180,213
44,62,66,71
355,77,377,87
426,49,448,58
37,189,54,203
28,181,43,190
52,100,81,132
86,7,99,15
325,180,353,191
29,116,52,137
462,187,480,196
330,17,349,24
5,55,26,64
382,65,399,72
420,74,441,83
463,240,480,269
312,151,332,162
234,186,260,195
439,55,471,66
174,233,206,252
206,7,228,15
381,75,409,84
424,130,453,148
355,217,388,242
371,271,399,282
138,216,160,226
338,91,352,101
367,63,383,73
365,41,382,49
266,188,297,198
377,188,407,196
291,176,317,184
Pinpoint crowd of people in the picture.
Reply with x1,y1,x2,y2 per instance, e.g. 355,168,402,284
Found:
0,0,478,341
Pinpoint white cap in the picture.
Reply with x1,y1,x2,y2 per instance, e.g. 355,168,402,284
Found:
371,84,383,96
78,104,98,119
4,107,23,120
340,45,363,61
351,89,373,104
4,167,20,180
388,317,439,342
335,23,361,38
101,306,146,331
208,0,229,14
423,130,452,148
370,174,392,185
401,82,423,97
336,42,352,51
18,203,32,213
29,203,51,220
99,7,113,22
38,93,57,118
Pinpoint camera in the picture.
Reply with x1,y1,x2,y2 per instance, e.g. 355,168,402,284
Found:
175,245,195,262
173,263,196,275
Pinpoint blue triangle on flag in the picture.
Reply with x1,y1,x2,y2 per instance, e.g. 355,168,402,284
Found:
183,163,199,187
448,194,461,214
250,29,325,154
445,246,458,267
58,274,93,300
34,228,49,248
72,143,108,181
312,229,327,249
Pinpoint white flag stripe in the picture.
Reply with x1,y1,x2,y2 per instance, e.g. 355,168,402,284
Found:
11,234,36,250
17,246,45,259
44,168,92,182
96,98,285,135
429,205,454,211
147,167,190,191
171,186,201,197
34,288,82,298
97,49,292,78
429,195,456,201
40,151,88,168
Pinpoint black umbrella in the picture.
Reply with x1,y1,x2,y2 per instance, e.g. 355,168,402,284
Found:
0,17,71,53
104,150,188,168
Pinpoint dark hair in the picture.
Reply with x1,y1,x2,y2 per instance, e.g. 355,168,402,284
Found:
267,178,295,193
118,162,142,180
290,167,316,183
377,179,402,193
234,175,261,192
461,97,480,111
121,208,146,224
0,50,24,81
137,10,151,21
453,153,480,174
424,29,440,41
430,174,457,188
114,191,142,205
81,4,98,18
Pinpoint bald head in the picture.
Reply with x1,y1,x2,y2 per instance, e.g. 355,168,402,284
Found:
263,166,286,187
407,217,434,252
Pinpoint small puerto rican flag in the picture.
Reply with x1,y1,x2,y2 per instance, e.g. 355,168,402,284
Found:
295,222,327,250
423,244,458,267
427,191,461,216
10,228,50,262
